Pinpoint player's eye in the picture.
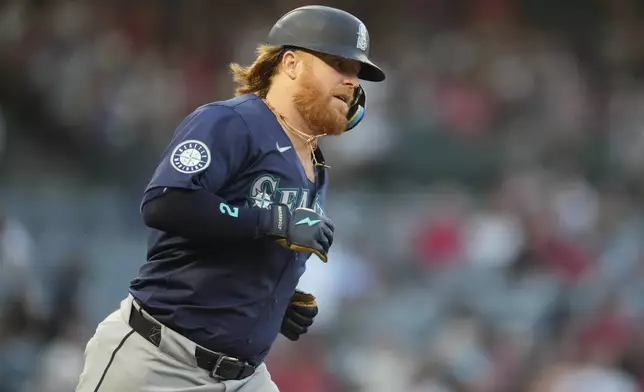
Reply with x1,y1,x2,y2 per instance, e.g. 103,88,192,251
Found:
342,61,361,77
336,59,353,74
324,56,359,77
324,55,343,68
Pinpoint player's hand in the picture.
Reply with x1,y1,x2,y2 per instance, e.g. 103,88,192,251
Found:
259,204,334,262
280,289,318,341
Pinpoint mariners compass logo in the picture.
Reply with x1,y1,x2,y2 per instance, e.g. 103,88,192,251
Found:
170,140,211,174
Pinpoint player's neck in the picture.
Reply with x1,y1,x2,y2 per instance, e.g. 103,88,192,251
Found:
264,90,316,152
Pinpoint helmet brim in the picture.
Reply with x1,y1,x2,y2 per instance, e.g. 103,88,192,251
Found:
358,58,385,82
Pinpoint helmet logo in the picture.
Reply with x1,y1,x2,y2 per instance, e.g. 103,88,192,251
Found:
356,23,368,51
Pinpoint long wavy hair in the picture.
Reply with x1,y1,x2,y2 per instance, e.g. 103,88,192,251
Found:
229,44,285,98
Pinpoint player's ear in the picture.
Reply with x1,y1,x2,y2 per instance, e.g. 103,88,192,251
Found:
281,50,298,80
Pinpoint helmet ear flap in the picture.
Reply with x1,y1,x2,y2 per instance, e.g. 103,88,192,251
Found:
345,85,366,132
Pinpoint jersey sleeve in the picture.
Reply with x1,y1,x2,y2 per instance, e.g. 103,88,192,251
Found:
141,104,251,207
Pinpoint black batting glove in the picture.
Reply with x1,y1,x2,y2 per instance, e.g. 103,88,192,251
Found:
258,204,334,262
280,289,318,341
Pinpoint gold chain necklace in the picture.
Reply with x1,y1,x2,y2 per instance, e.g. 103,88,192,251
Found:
263,99,328,168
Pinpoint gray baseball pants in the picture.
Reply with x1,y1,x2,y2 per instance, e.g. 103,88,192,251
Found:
75,295,279,392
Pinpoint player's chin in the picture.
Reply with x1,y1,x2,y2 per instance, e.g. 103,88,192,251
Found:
328,117,349,135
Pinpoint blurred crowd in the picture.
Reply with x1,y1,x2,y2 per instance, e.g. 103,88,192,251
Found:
3,0,644,391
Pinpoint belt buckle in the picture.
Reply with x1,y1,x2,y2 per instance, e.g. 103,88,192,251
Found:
211,354,239,378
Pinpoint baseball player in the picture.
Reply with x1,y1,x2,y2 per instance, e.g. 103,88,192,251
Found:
75,5,385,392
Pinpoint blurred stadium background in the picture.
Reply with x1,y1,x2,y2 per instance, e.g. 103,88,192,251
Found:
3,0,644,391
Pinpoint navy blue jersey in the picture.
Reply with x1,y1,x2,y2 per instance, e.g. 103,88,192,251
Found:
129,94,328,365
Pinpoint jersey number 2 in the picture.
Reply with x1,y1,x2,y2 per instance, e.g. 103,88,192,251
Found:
219,203,239,218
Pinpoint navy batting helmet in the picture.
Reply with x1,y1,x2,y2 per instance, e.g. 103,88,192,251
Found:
266,5,385,82
266,6,384,131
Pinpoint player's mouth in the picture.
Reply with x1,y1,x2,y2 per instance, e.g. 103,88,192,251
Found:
333,95,350,105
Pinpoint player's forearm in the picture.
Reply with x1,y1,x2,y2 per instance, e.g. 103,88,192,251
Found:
142,188,263,242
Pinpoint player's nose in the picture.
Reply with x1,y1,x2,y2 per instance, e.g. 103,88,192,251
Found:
342,75,359,89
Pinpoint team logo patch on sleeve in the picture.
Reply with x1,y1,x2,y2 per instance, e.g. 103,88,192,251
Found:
170,140,211,174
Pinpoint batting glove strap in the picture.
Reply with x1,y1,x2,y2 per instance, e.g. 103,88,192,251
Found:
257,204,290,238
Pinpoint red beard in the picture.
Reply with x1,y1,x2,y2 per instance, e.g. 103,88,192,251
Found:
292,69,351,136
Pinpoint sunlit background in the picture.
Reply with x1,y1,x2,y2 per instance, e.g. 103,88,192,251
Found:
3,0,644,391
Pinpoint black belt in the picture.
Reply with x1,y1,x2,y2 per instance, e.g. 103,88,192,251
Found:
128,303,256,380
